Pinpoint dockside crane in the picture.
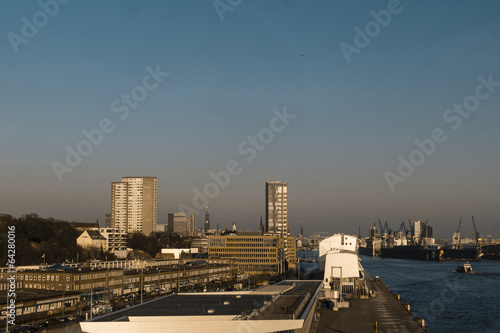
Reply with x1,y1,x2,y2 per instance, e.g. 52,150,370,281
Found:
471,216,482,248
398,222,411,245
452,218,462,249
399,222,410,236
383,221,391,235
378,219,385,240
423,212,430,238
408,219,415,244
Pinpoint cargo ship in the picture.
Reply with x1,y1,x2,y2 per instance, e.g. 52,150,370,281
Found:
379,245,481,261
380,245,442,261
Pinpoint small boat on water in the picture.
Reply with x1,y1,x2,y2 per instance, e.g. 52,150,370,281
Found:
456,262,472,273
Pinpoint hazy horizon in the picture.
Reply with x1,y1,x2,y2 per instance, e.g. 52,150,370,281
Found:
1,1,499,239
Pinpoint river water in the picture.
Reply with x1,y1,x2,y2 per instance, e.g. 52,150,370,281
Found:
297,250,500,332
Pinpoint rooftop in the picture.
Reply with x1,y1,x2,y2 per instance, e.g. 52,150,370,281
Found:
82,280,322,332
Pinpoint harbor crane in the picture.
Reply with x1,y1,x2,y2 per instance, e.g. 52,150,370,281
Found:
452,218,462,249
383,221,393,236
378,220,385,239
423,212,430,238
471,216,482,248
399,222,411,236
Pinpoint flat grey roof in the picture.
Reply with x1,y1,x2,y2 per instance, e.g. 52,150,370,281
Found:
90,280,322,322
93,294,273,321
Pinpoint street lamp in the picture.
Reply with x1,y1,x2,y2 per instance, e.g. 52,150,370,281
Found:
140,269,143,304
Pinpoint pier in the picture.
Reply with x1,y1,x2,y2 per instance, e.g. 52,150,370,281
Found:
314,277,426,332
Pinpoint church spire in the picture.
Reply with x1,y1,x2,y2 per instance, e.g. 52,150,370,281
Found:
204,206,210,232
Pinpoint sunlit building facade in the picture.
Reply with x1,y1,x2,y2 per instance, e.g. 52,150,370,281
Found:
265,181,288,236
111,177,157,235
207,234,287,275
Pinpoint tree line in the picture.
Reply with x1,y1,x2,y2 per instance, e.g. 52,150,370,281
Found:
0,214,192,266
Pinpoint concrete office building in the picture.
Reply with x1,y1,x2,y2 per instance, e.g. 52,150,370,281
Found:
207,233,289,275
111,177,157,235
167,212,195,236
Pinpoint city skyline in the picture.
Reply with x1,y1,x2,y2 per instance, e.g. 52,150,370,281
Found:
1,1,500,238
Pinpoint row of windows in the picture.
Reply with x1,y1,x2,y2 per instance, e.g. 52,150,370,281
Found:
235,259,276,263
226,238,277,242
210,248,277,253
1,270,233,292
2,274,62,282
2,266,232,285
210,252,278,259
1,272,119,283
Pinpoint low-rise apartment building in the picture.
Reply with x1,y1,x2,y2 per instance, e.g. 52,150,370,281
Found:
0,260,234,296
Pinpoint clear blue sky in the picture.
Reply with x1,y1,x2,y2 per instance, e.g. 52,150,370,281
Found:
1,0,499,238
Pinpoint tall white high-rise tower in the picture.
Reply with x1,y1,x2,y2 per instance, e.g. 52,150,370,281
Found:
265,181,288,236
111,177,157,235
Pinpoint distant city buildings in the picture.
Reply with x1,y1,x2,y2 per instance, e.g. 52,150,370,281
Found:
412,220,433,240
104,213,112,228
111,177,157,235
167,212,195,236
155,223,167,232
